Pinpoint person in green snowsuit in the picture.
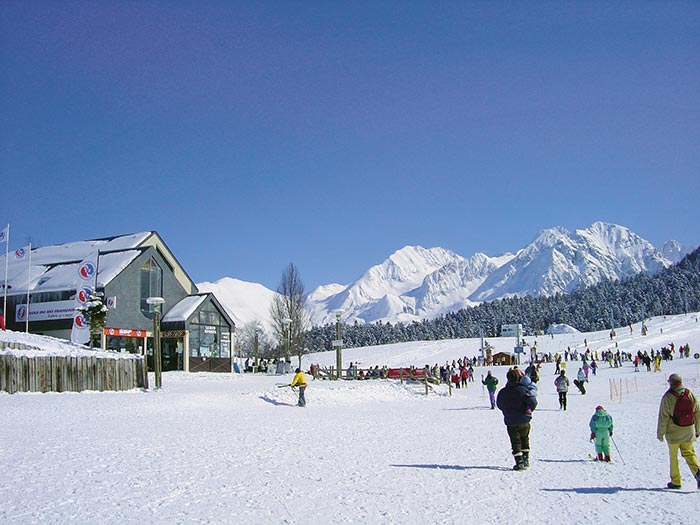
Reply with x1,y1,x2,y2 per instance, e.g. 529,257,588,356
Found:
589,405,614,461
482,370,499,409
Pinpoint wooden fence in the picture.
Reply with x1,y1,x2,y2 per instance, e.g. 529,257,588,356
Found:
0,354,148,394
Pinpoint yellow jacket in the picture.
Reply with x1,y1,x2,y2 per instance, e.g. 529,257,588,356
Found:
657,387,700,443
290,371,307,387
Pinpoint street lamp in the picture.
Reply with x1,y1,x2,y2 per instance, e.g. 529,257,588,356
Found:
332,309,343,379
282,318,292,365
253,327,259,373
146,296,164,389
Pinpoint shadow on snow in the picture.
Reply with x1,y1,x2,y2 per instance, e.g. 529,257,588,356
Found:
541,486,681,494
392,463,512,472
259,395,296,407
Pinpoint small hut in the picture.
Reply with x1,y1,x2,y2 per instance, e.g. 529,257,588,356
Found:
492,352,515,366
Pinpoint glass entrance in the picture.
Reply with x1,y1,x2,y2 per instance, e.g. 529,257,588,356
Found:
162,338,184,371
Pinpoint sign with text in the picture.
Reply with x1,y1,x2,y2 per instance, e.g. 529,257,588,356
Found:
162,330,187,338
15,300,75,322
501,324,522,338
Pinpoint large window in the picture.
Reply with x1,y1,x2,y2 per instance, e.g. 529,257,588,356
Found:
188,304,231,358
140,257,163,316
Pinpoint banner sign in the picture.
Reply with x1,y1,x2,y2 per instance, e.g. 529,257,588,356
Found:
104,327,147,338
16,300,75,322
71,252,99,345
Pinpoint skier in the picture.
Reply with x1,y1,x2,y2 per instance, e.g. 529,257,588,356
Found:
589,405,614,461
289,368,307,407
482,370,499,409
554,370,570,410
573,368,587,395
497,368,538,471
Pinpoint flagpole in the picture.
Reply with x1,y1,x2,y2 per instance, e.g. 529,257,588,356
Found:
25,242,31,333
3,223,9,324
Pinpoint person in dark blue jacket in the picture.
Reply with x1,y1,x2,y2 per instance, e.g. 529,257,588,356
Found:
497,368,538,471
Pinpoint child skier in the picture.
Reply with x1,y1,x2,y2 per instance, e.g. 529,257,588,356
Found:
589,405,614,462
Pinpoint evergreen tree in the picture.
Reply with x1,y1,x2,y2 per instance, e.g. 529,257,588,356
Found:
77,292,108,348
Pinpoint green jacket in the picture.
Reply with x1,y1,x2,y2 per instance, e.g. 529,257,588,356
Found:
482,374,499,392
589,408,613,435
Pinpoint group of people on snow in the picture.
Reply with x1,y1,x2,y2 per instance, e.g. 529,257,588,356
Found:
491,363,700,489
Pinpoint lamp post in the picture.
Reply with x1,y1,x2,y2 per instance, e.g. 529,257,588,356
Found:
282,318,292,365
333,309,343,379
147,296,164,389
253,327,259,373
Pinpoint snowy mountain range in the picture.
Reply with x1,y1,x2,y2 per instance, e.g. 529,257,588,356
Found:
198,222,696,330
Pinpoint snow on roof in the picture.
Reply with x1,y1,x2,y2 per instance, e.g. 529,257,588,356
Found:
0,232,152,294
0,329,140,359
162,295,208,322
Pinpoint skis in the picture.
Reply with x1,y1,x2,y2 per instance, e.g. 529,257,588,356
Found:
588,453,612,463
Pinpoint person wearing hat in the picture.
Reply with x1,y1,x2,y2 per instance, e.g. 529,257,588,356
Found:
496,367,538,471
589,405,614,461
482,370,499,409
656,373,700,489
289,368,308,407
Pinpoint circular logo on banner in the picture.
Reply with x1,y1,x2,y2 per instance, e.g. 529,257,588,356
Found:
108,328,115,335
79,262,96,280
15,248,25,258
17,305,27,320
74,314,87,328
77,287,92,304
136,330,143,337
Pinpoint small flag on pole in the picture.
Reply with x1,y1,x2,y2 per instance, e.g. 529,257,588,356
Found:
0,226,8,244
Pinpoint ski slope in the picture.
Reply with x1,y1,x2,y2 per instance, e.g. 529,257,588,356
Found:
1,313,700,524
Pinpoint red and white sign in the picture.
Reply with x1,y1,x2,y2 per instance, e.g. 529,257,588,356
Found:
104,327,147,338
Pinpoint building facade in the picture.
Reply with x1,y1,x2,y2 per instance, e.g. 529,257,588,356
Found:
1,232,235,372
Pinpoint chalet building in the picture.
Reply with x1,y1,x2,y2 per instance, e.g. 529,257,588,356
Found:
1,232,235,372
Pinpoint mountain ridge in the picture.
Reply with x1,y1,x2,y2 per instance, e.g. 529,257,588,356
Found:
197,222,696,330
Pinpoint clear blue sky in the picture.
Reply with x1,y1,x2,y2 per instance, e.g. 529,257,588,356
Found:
1,1,698,291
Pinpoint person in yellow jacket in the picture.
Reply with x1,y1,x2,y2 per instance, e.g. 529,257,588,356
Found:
290,368,307,407
656,373,700,489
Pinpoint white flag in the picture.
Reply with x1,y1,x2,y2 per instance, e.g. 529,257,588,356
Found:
0,226,8,244
13,246,29,259
70,252,99,345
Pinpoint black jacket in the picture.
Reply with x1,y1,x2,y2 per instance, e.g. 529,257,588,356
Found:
496,380,538,426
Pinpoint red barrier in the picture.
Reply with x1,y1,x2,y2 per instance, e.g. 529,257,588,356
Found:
386,367,425,379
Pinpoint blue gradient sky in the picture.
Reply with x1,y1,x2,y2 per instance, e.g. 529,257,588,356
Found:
1,2,698,290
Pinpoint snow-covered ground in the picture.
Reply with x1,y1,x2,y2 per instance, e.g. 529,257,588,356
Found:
2,313,700,524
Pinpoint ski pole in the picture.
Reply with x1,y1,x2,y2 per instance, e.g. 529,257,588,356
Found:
610,435,625,465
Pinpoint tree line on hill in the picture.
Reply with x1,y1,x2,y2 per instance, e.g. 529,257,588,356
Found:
301,246,700,352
